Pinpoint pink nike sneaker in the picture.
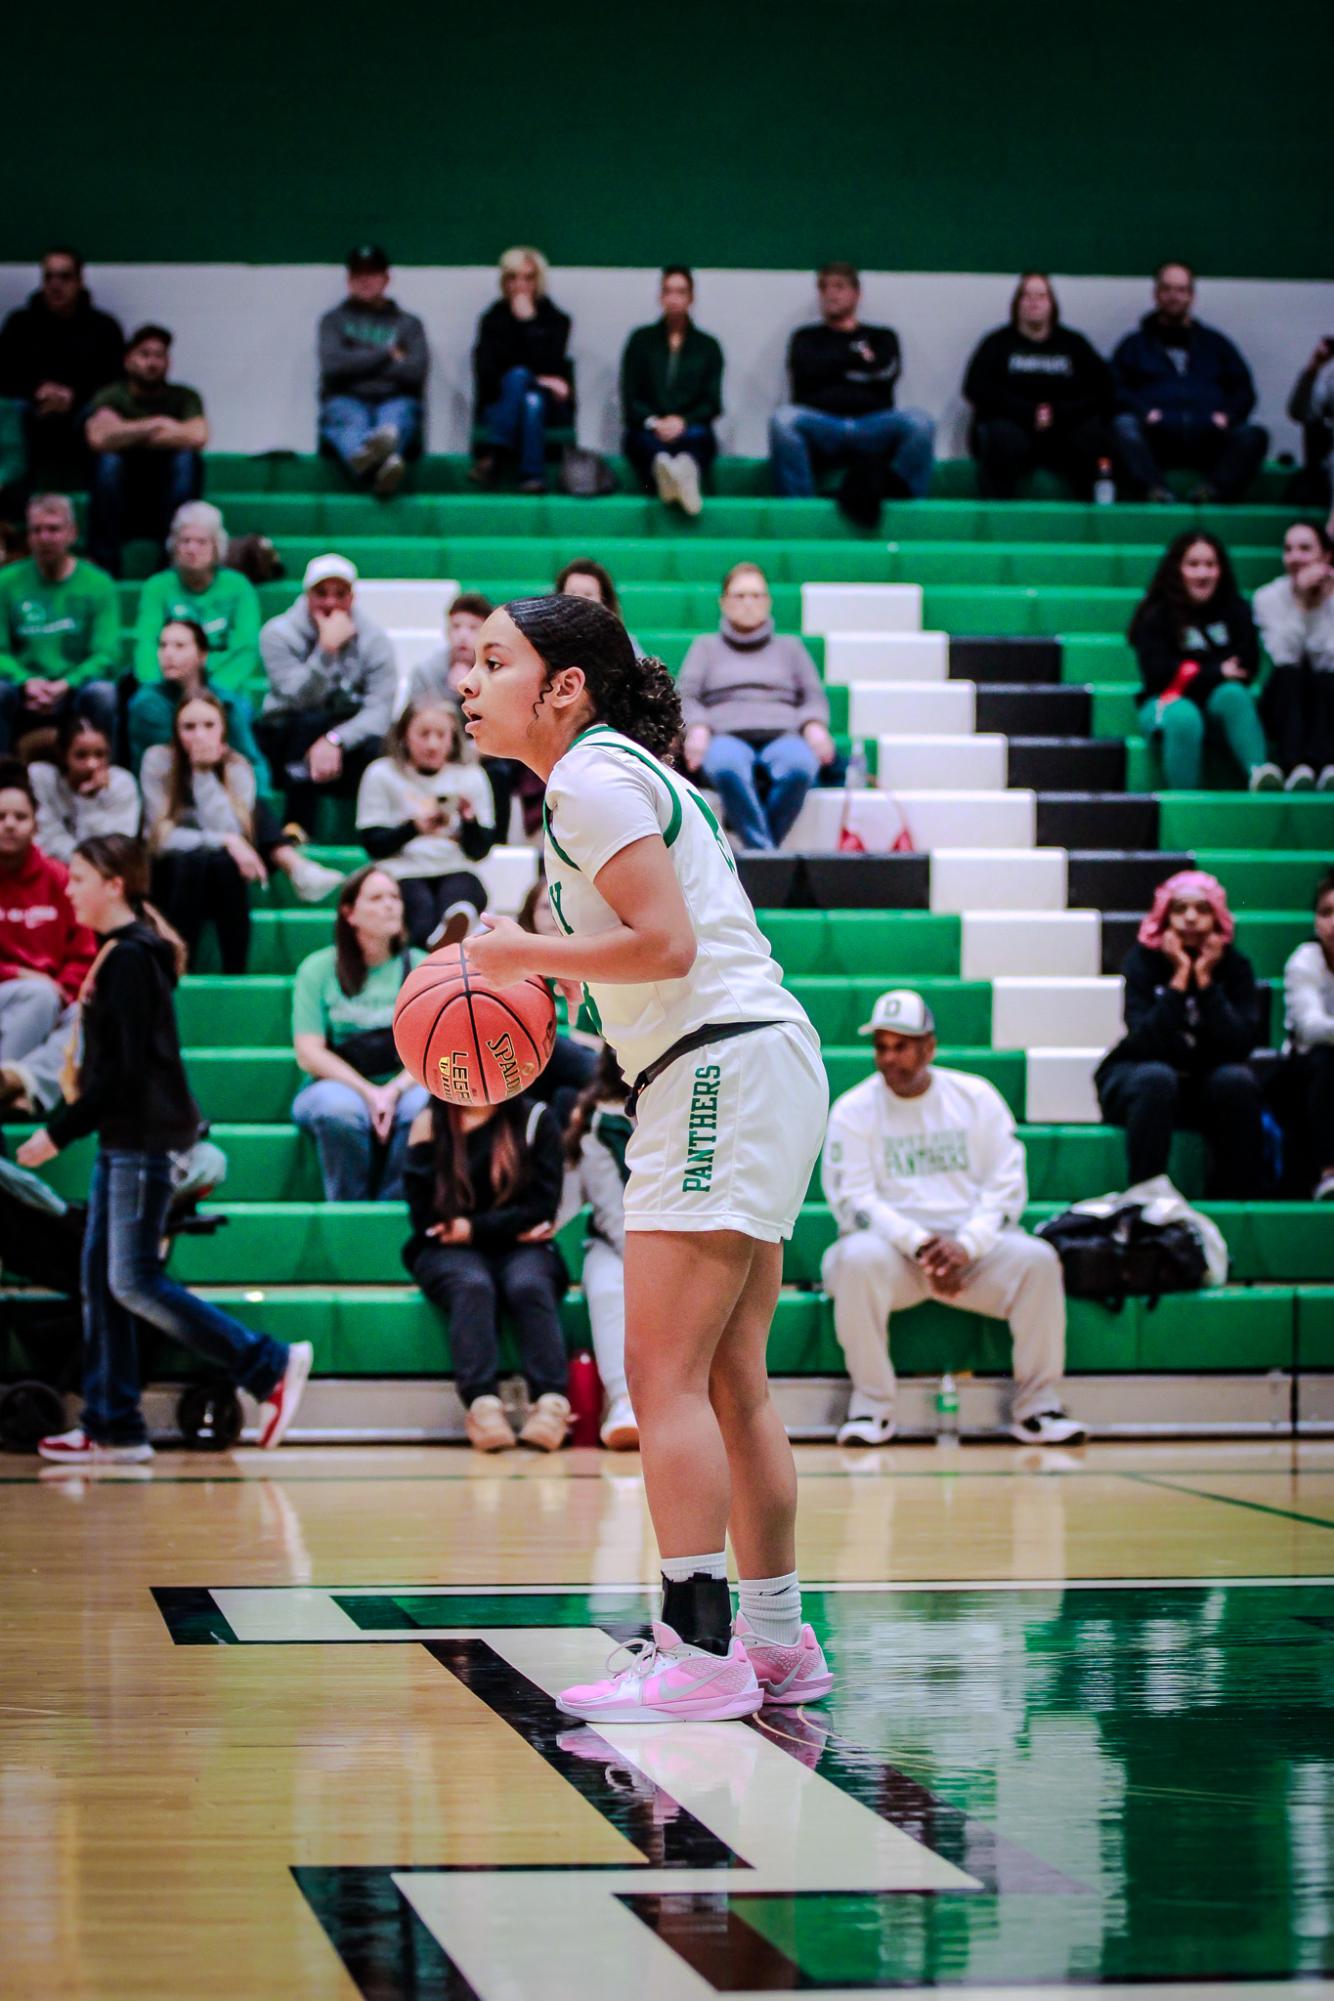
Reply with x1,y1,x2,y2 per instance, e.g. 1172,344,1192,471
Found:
734,1613,835,1704
556,1621,763,1724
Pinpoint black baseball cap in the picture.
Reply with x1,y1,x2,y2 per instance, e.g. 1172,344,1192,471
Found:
347,244,390,274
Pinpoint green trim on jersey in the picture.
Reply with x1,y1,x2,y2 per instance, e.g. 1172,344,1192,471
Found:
546,729,683,867
542,799,579,871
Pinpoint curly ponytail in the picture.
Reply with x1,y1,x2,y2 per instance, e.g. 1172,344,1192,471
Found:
505,594,683,761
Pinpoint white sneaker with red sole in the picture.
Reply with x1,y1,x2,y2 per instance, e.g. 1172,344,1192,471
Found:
257,1341,313,1448
734,1612,835,1704
37,1428,154,1465
557,1621,763,1724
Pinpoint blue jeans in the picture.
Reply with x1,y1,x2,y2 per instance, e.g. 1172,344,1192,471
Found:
623,422,718,489
87,447,202,576
319,393,422,476
293,1078,430,1201
769,403,936,498
482,367,558,484
701,731,820,850
80,1149,288,1445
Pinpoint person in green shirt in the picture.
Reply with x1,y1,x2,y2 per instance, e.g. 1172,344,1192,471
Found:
291,864,428,1200
0,491,119,754
127,616,270,785
620,267,724,517
132,500,262,694
84,323,209,576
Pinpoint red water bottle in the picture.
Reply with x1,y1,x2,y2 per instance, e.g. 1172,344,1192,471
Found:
567,1350,603,1447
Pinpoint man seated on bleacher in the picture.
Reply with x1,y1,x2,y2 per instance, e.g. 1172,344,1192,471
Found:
255,554,395,836
407,592,494,708
962,273,1113,499
0,493,119,756
84,324,208,576
770,263,934,522
317,244,429,500
1111,264,1267,505
822,988,1085,1448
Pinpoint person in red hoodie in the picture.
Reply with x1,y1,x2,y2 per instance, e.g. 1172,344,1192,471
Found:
0,759,96,1118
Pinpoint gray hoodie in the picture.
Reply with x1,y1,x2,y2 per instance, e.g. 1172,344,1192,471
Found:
318,298,429,402
30,762,141,862
676,620,828,739
259,596,397,750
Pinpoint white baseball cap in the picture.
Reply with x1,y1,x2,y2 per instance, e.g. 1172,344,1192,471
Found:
858,989,936,1038
303,553,358,590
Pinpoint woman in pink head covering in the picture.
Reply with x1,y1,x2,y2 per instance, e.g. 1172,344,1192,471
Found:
1095,869,1266,1196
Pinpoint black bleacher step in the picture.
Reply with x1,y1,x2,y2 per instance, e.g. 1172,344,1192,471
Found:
1067,852,1192,911
975,685,1092,736
1100,912,1141,972
802,853,931,910
736,854,803,908
1009,739,1126,792
1036,793,1158,849
948,637,1062,684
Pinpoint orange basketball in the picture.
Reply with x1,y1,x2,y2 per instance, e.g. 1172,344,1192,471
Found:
392,944,557,1106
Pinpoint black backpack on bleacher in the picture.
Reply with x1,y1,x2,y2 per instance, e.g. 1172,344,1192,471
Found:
1036,1203,1208,1312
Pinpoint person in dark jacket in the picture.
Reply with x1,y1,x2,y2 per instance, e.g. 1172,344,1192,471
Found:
1095,870,1265,1197
1129,532,1274,790
1111,264,1268,503
471,247,574,494
404,1093,570,1453
769,262,935,514
317,244,428,499
620,267,724,516
963,273,1113,499
17,833,312,1463
0,249,123,491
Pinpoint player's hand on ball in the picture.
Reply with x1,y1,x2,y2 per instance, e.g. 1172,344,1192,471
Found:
465,915,535,988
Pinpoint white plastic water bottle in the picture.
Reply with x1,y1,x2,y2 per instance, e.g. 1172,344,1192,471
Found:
1093,457,1116,506
935,1372,960,1444
846,745,868,790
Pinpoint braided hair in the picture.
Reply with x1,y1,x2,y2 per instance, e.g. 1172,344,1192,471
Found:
504,594,682,761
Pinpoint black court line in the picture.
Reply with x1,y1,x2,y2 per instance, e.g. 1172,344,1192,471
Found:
1122,1472,1334,1532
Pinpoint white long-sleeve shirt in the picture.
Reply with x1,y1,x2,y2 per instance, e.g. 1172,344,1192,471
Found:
1285,940,1334,1050
822,1065,1027,1264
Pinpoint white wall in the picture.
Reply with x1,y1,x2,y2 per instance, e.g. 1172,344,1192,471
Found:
3,263,1329,462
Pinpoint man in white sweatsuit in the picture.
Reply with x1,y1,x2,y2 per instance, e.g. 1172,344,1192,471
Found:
821,988,1085,1446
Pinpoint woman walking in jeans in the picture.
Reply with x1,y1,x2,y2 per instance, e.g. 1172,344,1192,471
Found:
18,834,311,1464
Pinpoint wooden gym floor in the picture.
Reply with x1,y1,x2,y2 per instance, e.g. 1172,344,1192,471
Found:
2,1439,1333,1999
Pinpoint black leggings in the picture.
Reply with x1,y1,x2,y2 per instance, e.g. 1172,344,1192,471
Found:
398,872,487,948
1097,1059,1266,1198
408,1240,568,1405
152,846,252,975
1261,664,1334,776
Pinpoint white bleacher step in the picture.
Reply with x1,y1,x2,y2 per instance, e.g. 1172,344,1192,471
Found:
961,910,1100,979
476,845,540,915
849,681,975,736
1025,1049,1106,1124
930,848,1067,913
391,630,447,674
801,583,922,634
823,632,949,685
991,976,1125,1053
783,789,1036,852
876,734,1006,791
356,578,459,627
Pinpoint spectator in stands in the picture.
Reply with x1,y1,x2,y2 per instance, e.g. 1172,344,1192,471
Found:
1253,522,1334,790
1282,868,1334,1201
770,263,934,519
620,266,723,517
1111,264,1267,504
471,248,574,494
0,247,123,491
19,833,311,1463
31,711,140,861
1286,338,1334,511
963,273,1114,499
0,493,119,754
822,988,1084,1447
407,592,495,707
291,864,428,1200
404,1092,570,1451
559,1046,636,1449
85,325,208,576
677,562,833,849
553,558,643,653
317,244,428,500
356,698,496,948
1095,870,1265,1197
128,617,270,779
516,872,598,1118
132,501,262,698
1129,532,1276,791
143,692,341,973
0,760,95,1121
256,554,395,835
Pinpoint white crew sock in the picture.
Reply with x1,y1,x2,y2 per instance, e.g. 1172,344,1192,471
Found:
659,1550,728,1582
737,1570,803,1646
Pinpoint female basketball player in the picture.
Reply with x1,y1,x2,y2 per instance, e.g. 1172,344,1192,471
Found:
460,595,833,1721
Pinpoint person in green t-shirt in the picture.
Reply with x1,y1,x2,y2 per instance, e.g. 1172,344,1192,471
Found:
132,500,262,694
291,864,428,1200
84,323,209,577
0,491,120,754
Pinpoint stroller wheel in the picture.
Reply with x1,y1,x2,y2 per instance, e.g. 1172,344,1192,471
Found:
0,1379,67,1453
177,1381,243,1452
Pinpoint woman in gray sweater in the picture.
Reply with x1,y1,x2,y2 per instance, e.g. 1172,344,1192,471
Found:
677,561,835,849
